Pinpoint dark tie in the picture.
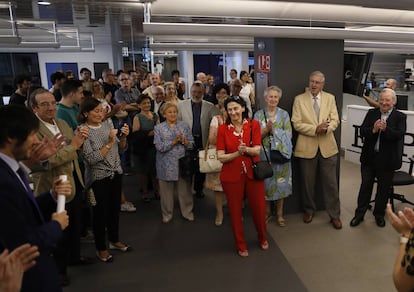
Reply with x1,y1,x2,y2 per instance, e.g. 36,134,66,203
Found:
17,167,44,221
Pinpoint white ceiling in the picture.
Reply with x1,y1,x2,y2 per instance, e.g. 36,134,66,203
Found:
6,0,414,54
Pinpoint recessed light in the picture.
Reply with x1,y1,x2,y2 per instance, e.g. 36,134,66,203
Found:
38,1,51,5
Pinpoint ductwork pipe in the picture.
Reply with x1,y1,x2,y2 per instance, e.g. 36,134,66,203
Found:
151,0,414,27
144,22,414,42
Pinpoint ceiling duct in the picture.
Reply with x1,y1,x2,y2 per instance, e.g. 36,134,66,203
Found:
151,0,414,28
144,22,414,43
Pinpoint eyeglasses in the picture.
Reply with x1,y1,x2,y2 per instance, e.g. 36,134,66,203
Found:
37,101,57,108
309,79,323,85
120,78,129,82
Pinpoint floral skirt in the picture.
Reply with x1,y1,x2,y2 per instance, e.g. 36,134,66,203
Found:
205,171,223,192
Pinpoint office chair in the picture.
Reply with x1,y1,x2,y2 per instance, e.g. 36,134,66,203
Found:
369,156,414,211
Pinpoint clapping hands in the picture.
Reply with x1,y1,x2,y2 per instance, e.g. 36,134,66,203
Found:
174,132,188,146
0,244,39,292
386,203,414,236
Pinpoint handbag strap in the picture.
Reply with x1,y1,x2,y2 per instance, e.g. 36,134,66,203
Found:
249,120,270,164
263,109,273,138
203,141,210,160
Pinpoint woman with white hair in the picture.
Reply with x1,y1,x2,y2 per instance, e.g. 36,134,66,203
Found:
254,86,293,227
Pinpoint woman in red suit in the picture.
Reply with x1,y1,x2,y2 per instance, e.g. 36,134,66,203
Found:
216,96,268,257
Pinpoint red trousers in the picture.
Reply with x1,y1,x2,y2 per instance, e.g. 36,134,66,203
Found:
222,174,267,252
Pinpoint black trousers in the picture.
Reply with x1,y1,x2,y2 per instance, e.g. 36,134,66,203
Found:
355,161,393,218
193,136,205,193
91,173,122,251
54,173,83,274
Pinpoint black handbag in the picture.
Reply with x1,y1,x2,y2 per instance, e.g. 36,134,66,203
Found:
249,122,273,180
270,150,290,164
179,147,198,180
263,110,291,164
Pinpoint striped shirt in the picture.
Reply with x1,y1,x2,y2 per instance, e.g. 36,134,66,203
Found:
82,119,123,186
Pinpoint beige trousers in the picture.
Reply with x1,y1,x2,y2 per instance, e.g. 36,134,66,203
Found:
159,177,194,222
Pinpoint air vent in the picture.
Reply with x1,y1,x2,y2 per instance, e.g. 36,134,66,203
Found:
73,4,88,22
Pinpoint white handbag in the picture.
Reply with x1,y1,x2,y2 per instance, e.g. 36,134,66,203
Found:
198,145,222,173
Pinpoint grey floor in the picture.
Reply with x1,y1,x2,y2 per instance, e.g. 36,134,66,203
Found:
271,158,414,292
64,158,414,292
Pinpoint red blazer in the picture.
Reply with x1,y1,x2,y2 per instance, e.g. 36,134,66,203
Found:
217,119,261,183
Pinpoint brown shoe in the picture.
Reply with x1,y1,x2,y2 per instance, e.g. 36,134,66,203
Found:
303,213,313,223
331,218,342,229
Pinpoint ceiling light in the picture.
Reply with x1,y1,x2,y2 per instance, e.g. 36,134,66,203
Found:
38,1,51,6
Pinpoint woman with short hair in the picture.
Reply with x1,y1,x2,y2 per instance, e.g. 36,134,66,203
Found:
154,102,195,223
254,86,292,227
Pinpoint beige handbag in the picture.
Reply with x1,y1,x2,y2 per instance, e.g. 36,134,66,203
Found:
198,143,222,173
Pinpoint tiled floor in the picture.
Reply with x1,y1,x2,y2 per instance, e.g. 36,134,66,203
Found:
267,158,414,292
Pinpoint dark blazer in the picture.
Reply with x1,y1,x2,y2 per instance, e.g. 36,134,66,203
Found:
150,99,166,123
359,108,406,170
0,158,62,292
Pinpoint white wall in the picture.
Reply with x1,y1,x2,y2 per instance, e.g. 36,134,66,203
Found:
37,44,115,88
225,51,249,83
342,104,414,173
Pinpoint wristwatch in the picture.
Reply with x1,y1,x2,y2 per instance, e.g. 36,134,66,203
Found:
105,144,111,150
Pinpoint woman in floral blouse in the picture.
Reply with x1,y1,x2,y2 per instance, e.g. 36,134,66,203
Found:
254,86,292,227
154,102,194,223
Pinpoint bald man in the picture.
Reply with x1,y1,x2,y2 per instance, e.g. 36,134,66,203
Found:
350,88,406,228
362,78,397,108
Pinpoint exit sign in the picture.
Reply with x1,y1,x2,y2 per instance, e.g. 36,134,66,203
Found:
257,54,270,73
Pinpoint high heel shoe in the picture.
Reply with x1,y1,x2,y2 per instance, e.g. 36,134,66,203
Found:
237,250,249,257
265,215,273,224
277,217,286,227
109,242,132,252
260,241,269,251
96,251,113,263
215,214,223,226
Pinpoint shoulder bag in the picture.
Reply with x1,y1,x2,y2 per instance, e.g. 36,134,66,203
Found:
263,110,290,164
249,121,273,180
199,142,223,173
179,145,198,180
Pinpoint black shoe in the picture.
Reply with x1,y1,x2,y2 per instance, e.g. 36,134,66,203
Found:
195,191,205,198
375,216,386,227
350,216,364,227
68,256,96,266
60,274,70,287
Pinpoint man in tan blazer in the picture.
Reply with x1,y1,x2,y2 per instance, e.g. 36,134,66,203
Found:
29,88,93,286
291,71,342,229
178,82,219,197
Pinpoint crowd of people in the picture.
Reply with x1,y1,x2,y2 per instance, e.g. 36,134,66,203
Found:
0,66,412,291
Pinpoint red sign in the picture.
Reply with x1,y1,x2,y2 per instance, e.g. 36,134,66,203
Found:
257,54,270,73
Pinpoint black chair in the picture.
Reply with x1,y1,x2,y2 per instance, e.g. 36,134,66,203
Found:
388,156,414,210
369,156,414,211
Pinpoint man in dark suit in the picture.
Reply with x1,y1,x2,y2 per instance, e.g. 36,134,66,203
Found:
0,105,71,291
178,82,219,198
151,85,166,122
350,88,407,228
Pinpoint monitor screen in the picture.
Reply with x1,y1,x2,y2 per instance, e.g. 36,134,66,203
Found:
343,52,373,96
2,96,10,105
